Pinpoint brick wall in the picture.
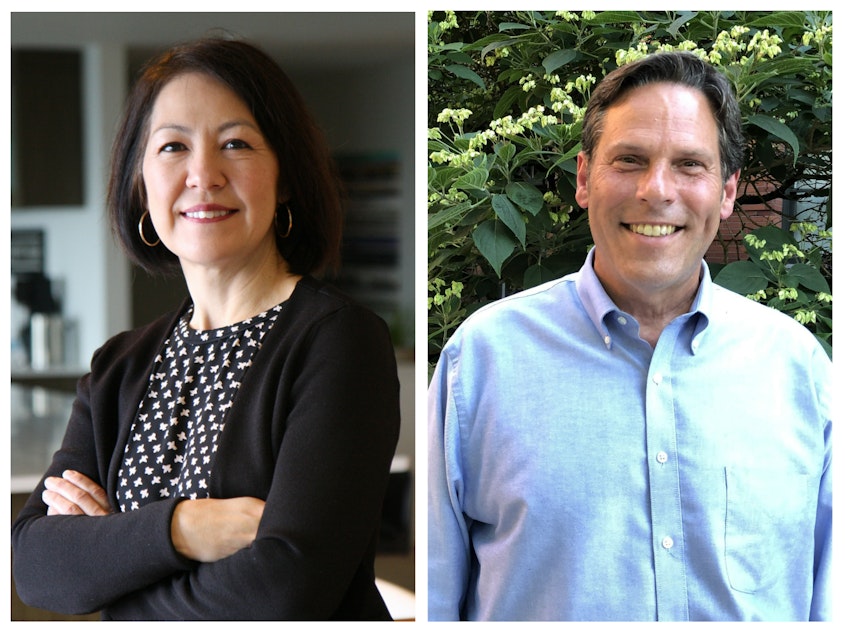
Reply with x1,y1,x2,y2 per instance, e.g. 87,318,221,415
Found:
705,180,783,264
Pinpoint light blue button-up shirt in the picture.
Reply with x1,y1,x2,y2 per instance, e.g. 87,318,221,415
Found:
428,250,831,621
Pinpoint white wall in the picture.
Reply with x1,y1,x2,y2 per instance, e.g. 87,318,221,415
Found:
292,59,416,324
11,43,132,366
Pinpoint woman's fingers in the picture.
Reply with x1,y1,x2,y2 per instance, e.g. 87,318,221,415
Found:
42,471,112,516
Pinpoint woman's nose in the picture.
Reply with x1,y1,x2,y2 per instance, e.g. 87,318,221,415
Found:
185,148,226,190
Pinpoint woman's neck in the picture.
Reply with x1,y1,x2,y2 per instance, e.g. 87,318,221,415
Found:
180,251,302,331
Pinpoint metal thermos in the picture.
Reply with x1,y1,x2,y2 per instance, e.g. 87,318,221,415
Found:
30,313,64,369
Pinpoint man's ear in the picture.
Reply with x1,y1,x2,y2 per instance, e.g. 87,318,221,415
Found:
720,170,740,220
575,151,590,209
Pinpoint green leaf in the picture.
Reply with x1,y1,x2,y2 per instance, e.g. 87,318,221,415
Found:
493,84,522,120
745,224,798,261
666,12,695,37
586,11,645,25
784,263,831,293
542,49,577,75
548,143,582,174
745,12,808,29
480,38,517,61
786,87,817,107
491,194,526,247
438,42,467,52
428,199,476,231
444,64,486,90
523,262,558,288
498,22,531,31
443,50,475,65
473,219,517,277
713,260,769,295
494,142,516,164
454,167,489,192
505,182,544,216
747,114,800,166
428,165,463,190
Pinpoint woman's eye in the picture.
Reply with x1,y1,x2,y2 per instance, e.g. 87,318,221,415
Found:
160,142,186,153
223,139,251,150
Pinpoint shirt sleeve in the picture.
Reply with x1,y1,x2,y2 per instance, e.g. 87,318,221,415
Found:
809,444,831,620
428,347,473,621
810,345,832,621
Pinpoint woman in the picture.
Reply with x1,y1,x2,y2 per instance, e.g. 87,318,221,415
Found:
12,37,401,620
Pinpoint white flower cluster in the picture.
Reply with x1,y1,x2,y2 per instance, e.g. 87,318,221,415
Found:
489,106,558,137
550,74,594,120
616,25,783,70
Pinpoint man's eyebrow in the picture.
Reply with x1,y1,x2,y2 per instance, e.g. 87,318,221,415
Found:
604,141,716,160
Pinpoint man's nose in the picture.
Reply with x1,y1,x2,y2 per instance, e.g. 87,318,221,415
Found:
637,162,675,205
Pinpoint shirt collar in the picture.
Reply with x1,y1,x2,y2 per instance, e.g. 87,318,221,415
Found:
575,247,712,353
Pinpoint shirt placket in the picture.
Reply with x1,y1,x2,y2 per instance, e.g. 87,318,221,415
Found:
645,327,690,621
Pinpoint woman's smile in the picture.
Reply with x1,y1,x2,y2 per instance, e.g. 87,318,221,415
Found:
181,204,238,221
141,72,281,270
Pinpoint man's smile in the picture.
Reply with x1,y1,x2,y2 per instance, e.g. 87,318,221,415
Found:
624,223,680,237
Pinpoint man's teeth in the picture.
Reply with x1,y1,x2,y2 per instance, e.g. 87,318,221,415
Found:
185,210,231,219
629,223,677,237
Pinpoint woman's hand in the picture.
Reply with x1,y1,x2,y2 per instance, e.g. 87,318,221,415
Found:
42,470,113,516
170,497,266,563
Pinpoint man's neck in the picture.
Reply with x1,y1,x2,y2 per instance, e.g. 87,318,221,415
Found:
599,277,700,348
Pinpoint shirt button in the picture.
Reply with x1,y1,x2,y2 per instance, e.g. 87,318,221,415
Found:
617,315,628,326
656,451,668,464
652,372,663,385
662,536,674,550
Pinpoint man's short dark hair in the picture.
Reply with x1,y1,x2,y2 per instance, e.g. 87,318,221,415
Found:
581,51,745,181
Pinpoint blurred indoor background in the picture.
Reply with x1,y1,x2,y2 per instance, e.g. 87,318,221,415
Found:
10,12,415,620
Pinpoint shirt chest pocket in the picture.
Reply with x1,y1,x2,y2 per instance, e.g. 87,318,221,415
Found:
724,465,814,594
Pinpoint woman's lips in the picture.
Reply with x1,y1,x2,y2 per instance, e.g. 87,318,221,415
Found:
181,205,236,220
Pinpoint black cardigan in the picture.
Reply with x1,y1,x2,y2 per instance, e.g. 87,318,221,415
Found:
12,277,401,620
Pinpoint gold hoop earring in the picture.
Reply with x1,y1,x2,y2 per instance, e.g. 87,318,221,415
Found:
138,210,160,247
276,205,293,239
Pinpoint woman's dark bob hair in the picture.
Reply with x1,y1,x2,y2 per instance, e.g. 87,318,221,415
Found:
108,37,343,275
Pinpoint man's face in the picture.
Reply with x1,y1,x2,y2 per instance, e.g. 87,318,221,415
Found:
575,82,739,310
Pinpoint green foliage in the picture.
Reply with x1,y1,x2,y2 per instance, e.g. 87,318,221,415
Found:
428,10,832,361
714,223,833,357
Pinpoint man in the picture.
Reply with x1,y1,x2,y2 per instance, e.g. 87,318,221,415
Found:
428,51,831,621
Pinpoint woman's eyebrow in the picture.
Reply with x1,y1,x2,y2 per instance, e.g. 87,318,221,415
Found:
149,119,260,135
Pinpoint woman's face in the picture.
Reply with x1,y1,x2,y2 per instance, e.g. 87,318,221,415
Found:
142,72,282,272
